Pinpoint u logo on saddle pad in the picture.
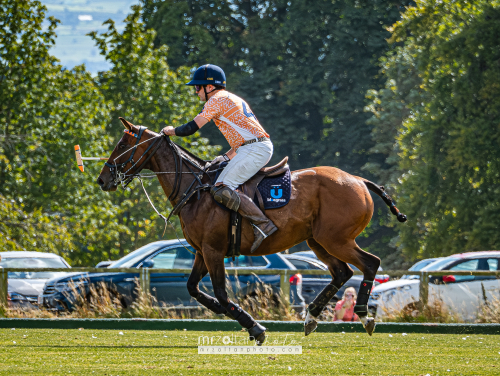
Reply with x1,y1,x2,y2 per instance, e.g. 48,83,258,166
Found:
257,171,291,209
270,186,283,199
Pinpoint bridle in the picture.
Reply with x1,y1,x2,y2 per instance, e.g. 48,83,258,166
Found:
104,126,214,243
105,126,164,188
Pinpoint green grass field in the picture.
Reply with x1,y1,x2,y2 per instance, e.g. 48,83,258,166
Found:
0,329,499,375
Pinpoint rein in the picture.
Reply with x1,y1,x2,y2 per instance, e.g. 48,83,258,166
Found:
162,136,212,217
106,127,214,254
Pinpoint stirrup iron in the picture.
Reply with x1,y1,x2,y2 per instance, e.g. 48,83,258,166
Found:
251,223,268,239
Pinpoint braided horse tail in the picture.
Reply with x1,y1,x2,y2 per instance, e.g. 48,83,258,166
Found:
363,180,407,223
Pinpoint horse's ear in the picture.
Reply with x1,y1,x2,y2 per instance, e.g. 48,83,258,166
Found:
119,117,134,131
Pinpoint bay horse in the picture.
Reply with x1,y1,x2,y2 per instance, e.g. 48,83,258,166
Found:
97,118,407,344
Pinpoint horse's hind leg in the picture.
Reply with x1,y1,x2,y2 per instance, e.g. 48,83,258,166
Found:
346,244,380,336
187,252,227,315
315,239,380,336
202,245,267,345
303,239,353,336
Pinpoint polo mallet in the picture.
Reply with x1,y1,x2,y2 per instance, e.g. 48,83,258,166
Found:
74,145,107,172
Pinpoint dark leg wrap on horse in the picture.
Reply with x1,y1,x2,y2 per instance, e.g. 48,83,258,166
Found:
353,280,374,317
226,302,256,329
307,283,339,317
248,322,267,343
194,292,227,315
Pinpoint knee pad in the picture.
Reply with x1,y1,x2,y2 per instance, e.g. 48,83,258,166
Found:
211,185,240,211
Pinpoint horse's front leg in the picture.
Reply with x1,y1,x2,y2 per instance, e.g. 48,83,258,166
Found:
187,252,226,315
203,245,267,345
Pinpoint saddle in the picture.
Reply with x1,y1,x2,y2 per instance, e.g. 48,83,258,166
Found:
242,156,289,211
210,157,290,260
258,156,289,176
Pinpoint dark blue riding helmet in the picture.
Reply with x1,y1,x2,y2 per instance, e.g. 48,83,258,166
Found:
186,64,226,87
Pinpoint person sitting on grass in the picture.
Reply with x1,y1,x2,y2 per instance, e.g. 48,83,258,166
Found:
334,287,359,322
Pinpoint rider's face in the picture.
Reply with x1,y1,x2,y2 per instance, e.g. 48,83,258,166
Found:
195,85,205,101
196,85,215,101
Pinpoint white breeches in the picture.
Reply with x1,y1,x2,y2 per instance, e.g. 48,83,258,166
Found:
216,140,273,190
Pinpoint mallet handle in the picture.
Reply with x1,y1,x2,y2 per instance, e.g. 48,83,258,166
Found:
75,144,107,172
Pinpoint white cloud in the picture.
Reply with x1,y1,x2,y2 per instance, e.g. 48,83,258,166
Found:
78,15,93,21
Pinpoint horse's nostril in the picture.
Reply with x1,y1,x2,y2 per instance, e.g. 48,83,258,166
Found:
97,177,104,186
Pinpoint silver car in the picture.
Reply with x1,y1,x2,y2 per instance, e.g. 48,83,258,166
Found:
370,251,500,320
0,251,70,308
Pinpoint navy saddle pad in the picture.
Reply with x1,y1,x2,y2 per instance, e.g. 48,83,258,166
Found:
214,162,291,210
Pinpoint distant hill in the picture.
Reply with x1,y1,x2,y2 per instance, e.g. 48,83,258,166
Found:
43,0,139,75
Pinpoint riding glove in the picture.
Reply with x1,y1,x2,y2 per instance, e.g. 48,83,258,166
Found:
212,154,230,164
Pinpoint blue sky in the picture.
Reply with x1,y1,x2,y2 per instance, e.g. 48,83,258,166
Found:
43,0,139,75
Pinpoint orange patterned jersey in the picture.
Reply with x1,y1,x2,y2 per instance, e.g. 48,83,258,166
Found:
198,90,270,150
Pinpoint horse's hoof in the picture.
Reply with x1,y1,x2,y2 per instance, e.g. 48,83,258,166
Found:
304,310,318,336
255,331,266,346
363,317,376,336
304,318,318,336
248,323,266,346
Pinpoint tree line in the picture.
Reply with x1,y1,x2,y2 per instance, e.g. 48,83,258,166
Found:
1,0,498,267
0,2,218,266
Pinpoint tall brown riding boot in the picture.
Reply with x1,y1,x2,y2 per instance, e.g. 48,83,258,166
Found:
237,192,278,253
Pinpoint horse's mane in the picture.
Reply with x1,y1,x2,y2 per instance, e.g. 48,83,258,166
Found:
173,141,207,170
150,129,207,170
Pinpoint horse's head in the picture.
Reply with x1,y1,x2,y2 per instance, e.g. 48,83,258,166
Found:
97,117,161,191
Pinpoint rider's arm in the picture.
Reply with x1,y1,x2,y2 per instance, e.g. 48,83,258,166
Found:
172,120,198,136
163,116,209,137
225,148,236,160
194,115,209,128
211,148,236,164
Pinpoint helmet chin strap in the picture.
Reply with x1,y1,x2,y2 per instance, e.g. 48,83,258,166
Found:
201,65,222,101
203,85,220,102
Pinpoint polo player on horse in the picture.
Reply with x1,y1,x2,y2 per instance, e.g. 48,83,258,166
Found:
163,64,278,253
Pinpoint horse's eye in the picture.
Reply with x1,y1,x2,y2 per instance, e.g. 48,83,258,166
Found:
119,144,127,149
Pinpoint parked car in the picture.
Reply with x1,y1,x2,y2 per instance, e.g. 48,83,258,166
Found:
283,253,372,305
40,240,306,311
0,251,71,308
369,251,500,320
95,261,115,268
291,250,390,283
401,257,443,280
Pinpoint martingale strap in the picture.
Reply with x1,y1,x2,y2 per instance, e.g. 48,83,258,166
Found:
226,211,242,261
